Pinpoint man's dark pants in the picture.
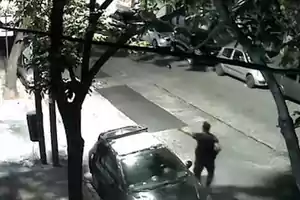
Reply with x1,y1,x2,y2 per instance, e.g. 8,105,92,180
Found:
193,153,215,187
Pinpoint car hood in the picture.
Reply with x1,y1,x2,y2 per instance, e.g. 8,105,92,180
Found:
130,177,200,200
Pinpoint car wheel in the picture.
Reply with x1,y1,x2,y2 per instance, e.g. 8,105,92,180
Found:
152,39,158,49
246,74,255,88
215,65,225,76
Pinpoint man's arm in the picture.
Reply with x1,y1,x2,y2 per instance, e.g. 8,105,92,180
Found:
191,132,200,140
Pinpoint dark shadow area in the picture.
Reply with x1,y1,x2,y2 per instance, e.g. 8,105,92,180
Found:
186,64,211,72
135,53,157,62
153,57,180,67
207,172,300,200
96,85,186,132
91,46,129,58
114,50,129,57
0,160,68,200
0,36,15,56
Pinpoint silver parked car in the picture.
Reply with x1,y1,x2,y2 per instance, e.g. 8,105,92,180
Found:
141,21,173,48
215,47,267,88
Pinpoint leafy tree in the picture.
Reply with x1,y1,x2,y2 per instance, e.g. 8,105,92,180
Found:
15,0,179,199
1,0,21,99
12,0,118,199
202,0,300,190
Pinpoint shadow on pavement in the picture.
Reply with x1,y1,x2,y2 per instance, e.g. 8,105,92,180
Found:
153,57,181,67
186,64,212,72
208,172,300,200
0,160,68,200
135,53,157,62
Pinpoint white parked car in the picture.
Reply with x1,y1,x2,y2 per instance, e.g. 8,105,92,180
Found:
141,22,173,48
215,47,267,88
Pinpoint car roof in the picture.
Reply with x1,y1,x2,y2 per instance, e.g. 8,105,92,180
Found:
109,133,163,156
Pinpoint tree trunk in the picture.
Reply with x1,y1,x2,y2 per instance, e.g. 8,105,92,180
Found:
59,103,84,200
4,31,24,99
262,71,300,190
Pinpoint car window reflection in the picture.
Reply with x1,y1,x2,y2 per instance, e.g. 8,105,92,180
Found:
121,147,187,190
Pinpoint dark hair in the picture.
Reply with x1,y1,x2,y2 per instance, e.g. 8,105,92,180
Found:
202,121,211,132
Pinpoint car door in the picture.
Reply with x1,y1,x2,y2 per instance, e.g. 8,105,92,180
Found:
231,49,246,79
280,74,300,101
100,149,124,199
93,143,111,194
219,48,234,73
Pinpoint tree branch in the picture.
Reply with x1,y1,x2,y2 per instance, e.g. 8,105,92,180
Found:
68,66,76,82
81,0,114,83
280,33,300,49
49,0,67,102
78,26,138,104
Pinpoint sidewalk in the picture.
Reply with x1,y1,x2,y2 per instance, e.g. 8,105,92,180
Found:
0,83,135,199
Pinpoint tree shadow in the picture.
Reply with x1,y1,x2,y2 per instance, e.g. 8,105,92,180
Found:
91,45,129,58
135,53,157,62
153,57,180,67
0,160,68,200
186,64,214,72
207,172,300,200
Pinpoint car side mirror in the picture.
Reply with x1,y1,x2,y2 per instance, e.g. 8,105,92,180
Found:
185,160,192,169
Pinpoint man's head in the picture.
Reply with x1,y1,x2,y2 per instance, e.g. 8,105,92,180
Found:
202,121,211,133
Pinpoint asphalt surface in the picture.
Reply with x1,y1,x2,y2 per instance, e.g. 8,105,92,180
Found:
94,54,300,153
90,53,300,199
96,85,186,132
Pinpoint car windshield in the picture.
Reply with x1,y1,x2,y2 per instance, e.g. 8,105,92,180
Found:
121,147,187,190
153,23,173,33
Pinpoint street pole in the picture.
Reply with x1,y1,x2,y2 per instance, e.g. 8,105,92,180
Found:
4,13,9,61
33,66,47,164
49,93,59,166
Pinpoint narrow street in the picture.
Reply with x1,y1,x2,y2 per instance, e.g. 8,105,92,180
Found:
94,54,300,153
91,53,300,200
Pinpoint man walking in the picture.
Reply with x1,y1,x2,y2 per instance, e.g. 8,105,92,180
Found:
192,121,221,187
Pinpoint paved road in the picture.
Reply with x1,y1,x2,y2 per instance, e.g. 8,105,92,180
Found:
95,54,299,153
96,85,186,132
88,53,300,199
